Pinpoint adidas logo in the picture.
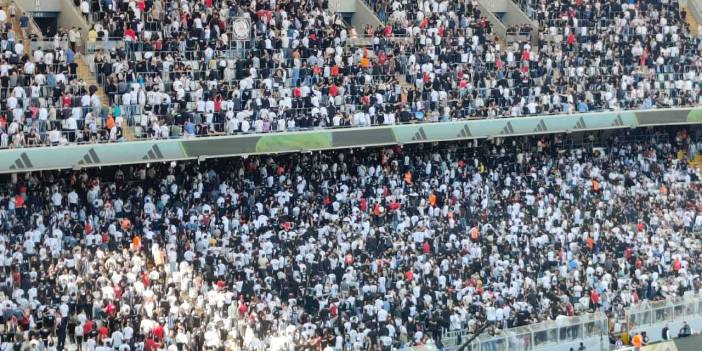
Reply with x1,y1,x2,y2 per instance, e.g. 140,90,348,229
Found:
78,149,101,165
8,153,33,170
411,128,427,141
500,122,515,135
456,125,472,138
611,115,624,127
142,145,164,161
573,117,587,130
533,120,547,133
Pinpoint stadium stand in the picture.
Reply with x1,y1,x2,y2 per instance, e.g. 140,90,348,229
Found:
3,0,702,348
0,0,698,150
1,126,702,351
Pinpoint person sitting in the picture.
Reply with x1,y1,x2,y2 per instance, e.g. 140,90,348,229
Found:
678,321,692,338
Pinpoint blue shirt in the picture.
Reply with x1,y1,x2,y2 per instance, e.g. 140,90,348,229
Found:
577,102,589,113
66,49,75,65
184,121,195,135
641,98,654,109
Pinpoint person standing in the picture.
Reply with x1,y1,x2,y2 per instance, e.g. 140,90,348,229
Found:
57,315,68,351
662,324,670,340
632,332,643,350
68,27,81,52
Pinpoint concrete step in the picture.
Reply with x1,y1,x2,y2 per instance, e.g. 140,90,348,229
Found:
75,60,108,102
10,12,30,55
75,57,136,141
682,5,700,37
677,150,687,160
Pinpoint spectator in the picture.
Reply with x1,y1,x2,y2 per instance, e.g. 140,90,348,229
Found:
0,127,701,350
662,323,671,340
679,321,692,337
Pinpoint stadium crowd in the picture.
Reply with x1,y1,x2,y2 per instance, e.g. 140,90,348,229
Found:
0,0,699,148
0,22,117,149
1,127,702,351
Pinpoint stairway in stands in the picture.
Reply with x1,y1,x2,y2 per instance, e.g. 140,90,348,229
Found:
9,9,29,56
677,149,702,170
75,59,108,104
681,4,700,37
75,50,136,140
689,154,702,170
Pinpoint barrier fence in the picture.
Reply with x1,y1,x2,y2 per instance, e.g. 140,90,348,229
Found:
441,293,702,351
441,312,608,351
626,296,702,331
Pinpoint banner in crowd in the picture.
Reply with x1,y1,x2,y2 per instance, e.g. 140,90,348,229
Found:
1,107,701,174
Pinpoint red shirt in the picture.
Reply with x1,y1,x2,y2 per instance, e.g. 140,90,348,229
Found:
422,242,431,254
238,303,247,315
152,325,164,340
144,338,157,351
83,320,94,335
590,291,599,304
419,18,429,29
14,195,24,208
521,49,530,61
125,28,136,41
377,52,387,65
104,303,116,315
98,326,109,339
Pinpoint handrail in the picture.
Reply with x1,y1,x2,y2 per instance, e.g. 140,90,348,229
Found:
0,104,700,151
442,293,702,351
8,0,43,41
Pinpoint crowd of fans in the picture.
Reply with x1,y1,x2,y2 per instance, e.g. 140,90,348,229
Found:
2,0,702,146
0,22,126,149
0,126,702,351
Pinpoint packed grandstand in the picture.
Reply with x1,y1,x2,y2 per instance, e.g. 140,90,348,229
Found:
1,0,702,351
0,126,701,351
1,0,702,147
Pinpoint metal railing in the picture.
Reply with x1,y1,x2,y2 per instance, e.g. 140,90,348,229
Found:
625,295,702,331
7,0,43,41
442,293,702,351
441,312,609,351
